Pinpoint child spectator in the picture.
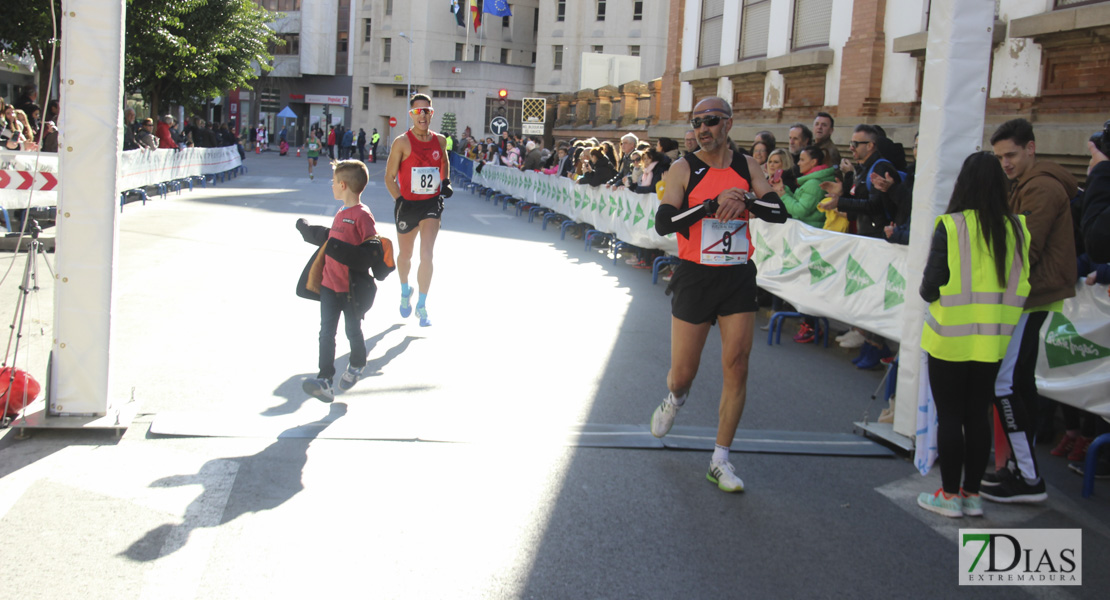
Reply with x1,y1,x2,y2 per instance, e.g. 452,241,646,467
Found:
296,160,388,402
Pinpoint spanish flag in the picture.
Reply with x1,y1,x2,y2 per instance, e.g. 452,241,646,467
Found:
470,0,482,31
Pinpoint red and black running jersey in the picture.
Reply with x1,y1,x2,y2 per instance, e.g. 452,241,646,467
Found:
397,130,446,201
678,151,753,266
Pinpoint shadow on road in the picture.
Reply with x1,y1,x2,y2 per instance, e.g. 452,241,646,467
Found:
262,324,406,416
120,402,347,561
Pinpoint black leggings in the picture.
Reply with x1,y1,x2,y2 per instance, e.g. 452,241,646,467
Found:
928,355,999,495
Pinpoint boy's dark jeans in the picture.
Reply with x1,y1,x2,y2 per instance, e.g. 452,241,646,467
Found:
318,285,367,381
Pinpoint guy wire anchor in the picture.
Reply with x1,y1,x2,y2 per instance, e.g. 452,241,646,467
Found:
1,219,54,431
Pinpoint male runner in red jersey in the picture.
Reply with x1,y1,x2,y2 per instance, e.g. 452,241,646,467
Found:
385,94,453,327
649,97,787,492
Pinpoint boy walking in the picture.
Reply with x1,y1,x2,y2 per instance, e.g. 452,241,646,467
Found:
296,160,387,402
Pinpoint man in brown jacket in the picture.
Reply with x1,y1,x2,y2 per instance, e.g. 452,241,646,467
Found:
981,118,1077,504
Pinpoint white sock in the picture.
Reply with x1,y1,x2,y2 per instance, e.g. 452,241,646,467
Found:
712,444,730,464
669,391,687,406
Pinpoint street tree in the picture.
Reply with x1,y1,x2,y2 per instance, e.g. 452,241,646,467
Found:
125,0,281,117
0,1,62,102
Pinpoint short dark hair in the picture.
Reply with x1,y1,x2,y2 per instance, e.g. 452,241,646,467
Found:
802,144,826,166
990,118,1035,147
790,123,813,144
853,124,881,142
409,93,432,107
815,112,834,128
756,130,776,151
658,137,679,153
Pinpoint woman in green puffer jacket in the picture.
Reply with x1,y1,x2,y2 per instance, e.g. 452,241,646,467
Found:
772,145,837,228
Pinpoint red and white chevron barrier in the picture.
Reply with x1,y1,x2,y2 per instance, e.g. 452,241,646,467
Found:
0,170,59,192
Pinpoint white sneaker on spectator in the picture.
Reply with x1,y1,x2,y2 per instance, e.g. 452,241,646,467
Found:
838,330,866,348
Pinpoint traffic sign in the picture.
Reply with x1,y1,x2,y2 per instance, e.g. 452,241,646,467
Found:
389,116,398,128
490,116,509,135
521,97,546,135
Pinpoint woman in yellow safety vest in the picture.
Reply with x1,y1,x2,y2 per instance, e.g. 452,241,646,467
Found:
916,152,1031,519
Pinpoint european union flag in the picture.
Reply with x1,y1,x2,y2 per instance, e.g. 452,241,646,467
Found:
484,0,512,18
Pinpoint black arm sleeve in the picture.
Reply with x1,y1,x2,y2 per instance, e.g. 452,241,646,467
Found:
655,202,711,236
747,191,788,223
919,225,949,303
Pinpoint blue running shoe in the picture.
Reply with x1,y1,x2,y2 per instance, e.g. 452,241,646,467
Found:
399,287,414,318
416,306,431,327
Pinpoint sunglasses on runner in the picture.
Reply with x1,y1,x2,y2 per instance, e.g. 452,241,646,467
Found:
690,115,724,129
409,107,435,116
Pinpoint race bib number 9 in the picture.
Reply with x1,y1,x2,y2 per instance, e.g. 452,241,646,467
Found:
700,219,749,265
410,166,441,196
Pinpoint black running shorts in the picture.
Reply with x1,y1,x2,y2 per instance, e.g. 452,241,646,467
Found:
394,197,444,234
667,260,759,324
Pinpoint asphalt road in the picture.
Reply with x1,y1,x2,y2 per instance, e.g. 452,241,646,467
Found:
0,150,1105,599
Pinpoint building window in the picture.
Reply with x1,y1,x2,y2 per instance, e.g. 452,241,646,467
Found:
553,46,563,70
432,90,466,99
597,0,606,21
394,88,407,97
385,0,393,16
503,15,510,27
698,0,724,68
272,33,299,55
534,7,539,33
557,0,566,21
531,51,536,65
739,0,770,60
473,45,482,61
501,48,510,64
792,0,832,50
633,1,643,20
384,38,391,62
337,31,348,53
455,43,464,61
592,45,604,53
364,19,372,43
630,45,640,57
361,87,369,110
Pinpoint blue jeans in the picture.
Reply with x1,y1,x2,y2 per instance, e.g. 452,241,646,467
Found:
318,286,367,381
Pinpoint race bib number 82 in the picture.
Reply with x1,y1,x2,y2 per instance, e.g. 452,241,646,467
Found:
410,166,441,195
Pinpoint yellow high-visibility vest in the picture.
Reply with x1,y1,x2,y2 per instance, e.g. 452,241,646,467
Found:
921,210,1031,362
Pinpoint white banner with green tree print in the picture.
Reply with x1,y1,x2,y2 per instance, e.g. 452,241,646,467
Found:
750,219,910,340
472,163,678,254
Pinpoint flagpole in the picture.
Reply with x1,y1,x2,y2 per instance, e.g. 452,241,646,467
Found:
465,3,471,61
